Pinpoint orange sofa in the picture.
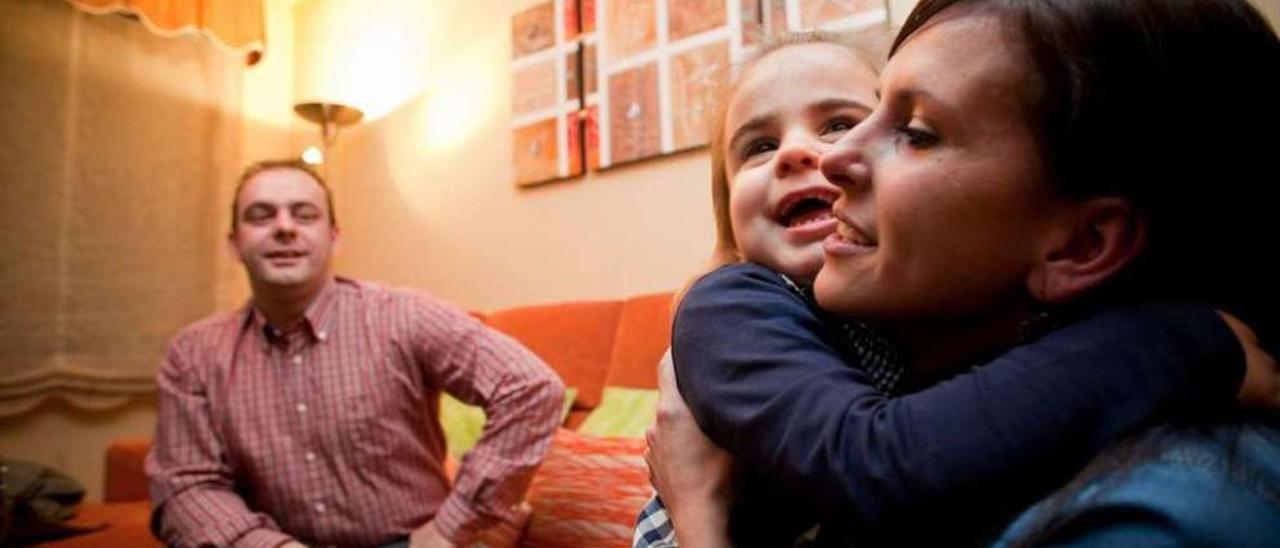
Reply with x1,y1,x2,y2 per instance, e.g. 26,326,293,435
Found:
43,292,673,547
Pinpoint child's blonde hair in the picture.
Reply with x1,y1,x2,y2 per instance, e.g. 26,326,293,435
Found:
677,29,888,304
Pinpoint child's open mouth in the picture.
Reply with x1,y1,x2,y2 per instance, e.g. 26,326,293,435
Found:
775,188,840,229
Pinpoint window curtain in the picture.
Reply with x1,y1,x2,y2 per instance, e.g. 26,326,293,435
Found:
67,0,264,63
0,0,243,417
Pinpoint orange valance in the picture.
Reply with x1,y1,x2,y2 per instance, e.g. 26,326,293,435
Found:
67,0,265,64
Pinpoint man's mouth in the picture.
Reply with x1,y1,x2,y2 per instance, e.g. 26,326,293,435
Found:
264,250,308,260
775,188,840,228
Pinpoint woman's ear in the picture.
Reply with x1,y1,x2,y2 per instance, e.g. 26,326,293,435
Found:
1027,197,1146,305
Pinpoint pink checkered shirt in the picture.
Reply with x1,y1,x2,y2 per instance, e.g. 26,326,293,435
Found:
147,277,564,548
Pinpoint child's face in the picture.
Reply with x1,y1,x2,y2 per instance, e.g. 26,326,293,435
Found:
722,43,878,282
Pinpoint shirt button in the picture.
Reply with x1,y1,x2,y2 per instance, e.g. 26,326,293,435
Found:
297,403,307,414
306,451,316,462
314,502,326,513
292,355,303,365
317,331,328,342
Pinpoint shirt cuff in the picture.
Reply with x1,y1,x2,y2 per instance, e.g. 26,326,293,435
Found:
432,495,503,545
232,527,294,548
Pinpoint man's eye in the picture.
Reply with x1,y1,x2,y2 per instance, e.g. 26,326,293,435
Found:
294,206,321,222
244,206,274,223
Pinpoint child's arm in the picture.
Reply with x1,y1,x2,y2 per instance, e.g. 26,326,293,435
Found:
672,263,1244,530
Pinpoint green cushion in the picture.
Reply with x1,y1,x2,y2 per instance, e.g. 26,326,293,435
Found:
440,387,577,458
576,386,659,438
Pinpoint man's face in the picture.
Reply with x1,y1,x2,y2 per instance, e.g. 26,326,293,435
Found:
228,167,338,296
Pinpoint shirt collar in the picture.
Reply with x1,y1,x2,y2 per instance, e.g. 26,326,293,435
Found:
243,277,342,346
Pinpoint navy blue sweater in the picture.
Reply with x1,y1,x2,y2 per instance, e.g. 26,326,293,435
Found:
672,263,1243,543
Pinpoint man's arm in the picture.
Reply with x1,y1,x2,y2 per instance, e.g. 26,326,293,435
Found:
673,263,1244,528
409,299,565,545
146,337,295,548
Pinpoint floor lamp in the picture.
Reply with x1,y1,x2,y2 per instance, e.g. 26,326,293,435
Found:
294,101,363,178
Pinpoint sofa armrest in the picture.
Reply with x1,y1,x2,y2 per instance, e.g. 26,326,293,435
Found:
104,437,151,503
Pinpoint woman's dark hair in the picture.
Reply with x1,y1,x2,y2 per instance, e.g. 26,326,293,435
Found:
892,0,1280,350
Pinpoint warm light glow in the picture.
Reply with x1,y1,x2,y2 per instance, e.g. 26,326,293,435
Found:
422,79,491,150
294,0,430,121
301,146,324,165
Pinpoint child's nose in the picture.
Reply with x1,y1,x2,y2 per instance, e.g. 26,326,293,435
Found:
774,143,820,179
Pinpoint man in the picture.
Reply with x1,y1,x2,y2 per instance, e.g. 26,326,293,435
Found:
147,159,565,548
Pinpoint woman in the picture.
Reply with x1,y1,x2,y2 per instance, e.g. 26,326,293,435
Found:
650,0,1280,545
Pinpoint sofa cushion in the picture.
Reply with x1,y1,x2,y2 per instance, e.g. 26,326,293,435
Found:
40,501,157,547
604,293,673,389
104,437,151,503
484,300,623,410
577,387,658,439
441,388,577,458
521,429,650,548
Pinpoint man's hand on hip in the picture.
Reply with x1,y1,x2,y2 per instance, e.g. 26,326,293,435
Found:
409,521,456,548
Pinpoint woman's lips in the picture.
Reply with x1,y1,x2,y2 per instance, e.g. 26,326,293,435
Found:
823,217,875,256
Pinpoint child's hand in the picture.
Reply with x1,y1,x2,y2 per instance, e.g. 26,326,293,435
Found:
1219,311,1280,410
645,354,734,548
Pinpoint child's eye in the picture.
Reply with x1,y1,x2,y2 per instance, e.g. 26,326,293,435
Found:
896,125,940,148
820,117,860,141
741,138,778,160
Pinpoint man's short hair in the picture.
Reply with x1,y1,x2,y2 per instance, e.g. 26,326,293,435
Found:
230,159,336,230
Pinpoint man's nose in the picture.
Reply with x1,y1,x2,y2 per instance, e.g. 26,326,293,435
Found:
272,211,298,237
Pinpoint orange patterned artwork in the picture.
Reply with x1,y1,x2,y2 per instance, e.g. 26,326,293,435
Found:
513,117,561,187
668,0,726,41
670,40,729,150
512,59,558,117
605,0,656,62
582,43,597,96
512,2,556,58
798,0,883,28
581,0,597,33
607,63,661,165
567,106,601,175
514,0,888,184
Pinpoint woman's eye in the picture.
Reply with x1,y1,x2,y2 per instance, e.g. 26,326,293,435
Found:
897,125,940,148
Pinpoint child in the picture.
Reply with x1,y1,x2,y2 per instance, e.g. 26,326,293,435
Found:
637,30,1268,547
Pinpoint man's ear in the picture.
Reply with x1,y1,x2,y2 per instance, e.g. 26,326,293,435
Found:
1027,197,1146,305
224,231,244,263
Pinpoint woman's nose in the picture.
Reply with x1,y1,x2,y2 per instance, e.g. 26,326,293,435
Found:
820,137,870,191
774,142,821,179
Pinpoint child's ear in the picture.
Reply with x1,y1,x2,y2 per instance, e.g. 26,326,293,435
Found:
1027,197,1146,305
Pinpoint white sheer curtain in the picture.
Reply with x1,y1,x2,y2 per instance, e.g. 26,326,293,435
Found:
0,0,244,416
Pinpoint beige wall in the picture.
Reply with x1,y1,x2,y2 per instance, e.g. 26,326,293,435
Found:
317,0,715,312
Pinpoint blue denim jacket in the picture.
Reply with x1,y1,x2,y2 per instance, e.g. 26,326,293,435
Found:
994,420,1280,546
